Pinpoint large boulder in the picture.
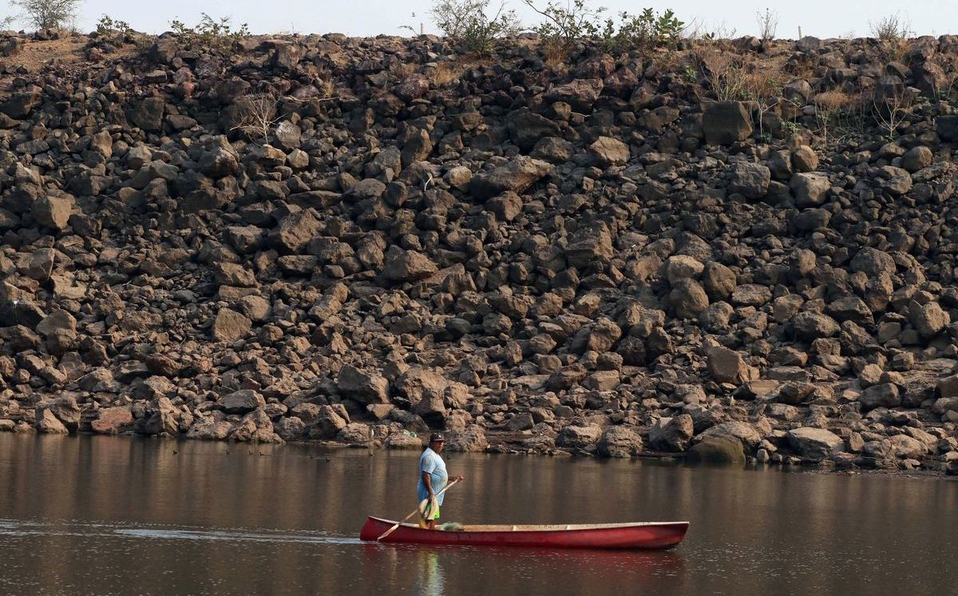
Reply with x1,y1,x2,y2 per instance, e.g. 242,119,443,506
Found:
382,247,438,282
791,312,840,341
310,405,350,439
909,302,950,338
543,79,603,112
338,365,390,404
703,102,752,145
585,318,622,353
790,173,830,207
665,255,704,284
229,409,282,443
36,408,68,434
395,367,446,397
470,157,552,200
696,421,763,450
507,109,561,151
139,397,181,436
688,436,745,463
91,407,134,435
411,388,447,427
131,97,165,131
446,426,489,452
32,195,74,230
707,346,749,384
670,279,710,318
211,309,252,342
859,383,902,411
589,136,630,166
786,427,844,461
648,414,694,451
597,426,643,458
555,424,603,450
221,390,266,414
850,247,896,277
274,210,322,253
565,222,614,268
728,162,770,199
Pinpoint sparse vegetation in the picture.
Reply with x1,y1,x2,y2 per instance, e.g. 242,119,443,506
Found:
600,8,684,54
868,80,913,140
813,90,854,144
522,0,685,58
431,0,521,56
231,92,283,144
755,8,778,42
94,14,135,42
684,18,737,42
12,0,81,30
170,13,250,51
869,13,911,43
693,49,750,102
522,0,605,56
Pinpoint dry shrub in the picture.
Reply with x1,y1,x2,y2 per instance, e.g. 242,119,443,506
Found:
540,39,570,68
692,48,748,101
943,71,958,101
427,62,460,86
755,8,778,42
864,80,914,139
389,61,417,78
870,13,911,43
316,78,334,98
813,89,855,143
694,49,782,104
231,92,281,143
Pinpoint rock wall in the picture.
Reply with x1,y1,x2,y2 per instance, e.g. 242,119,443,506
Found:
2,30,958,474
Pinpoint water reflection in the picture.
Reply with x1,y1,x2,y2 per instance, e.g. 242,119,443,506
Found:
414,550,444,596
0,434,956,596
361,540,688,596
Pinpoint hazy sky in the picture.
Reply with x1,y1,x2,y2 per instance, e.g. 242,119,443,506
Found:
74,1,956,39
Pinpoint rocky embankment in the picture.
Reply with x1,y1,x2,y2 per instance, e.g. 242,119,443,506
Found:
2,29,958,474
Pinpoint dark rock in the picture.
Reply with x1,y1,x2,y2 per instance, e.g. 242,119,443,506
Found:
688,436,745,463
597,426,643,457
787,427,844,461
556,424,603,450
470,157,552,200
728,162,770,199
648,414,694,451
221,390,266,414
338,365,389,404
703,102,753,145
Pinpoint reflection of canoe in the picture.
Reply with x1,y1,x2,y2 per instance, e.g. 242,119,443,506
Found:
359,517,689,550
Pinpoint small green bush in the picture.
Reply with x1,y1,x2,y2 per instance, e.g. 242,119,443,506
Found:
524,0,603,53
869,13,910,43
601,8,684,53
170,13,250,51
524,0,684,57
432,0,521,56
95,14,134,41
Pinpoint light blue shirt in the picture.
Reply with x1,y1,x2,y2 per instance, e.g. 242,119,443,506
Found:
417,448,448,505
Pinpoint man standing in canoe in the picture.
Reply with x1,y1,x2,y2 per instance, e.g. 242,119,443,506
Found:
418,433,463,529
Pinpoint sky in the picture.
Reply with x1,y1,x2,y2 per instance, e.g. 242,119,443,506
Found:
58,1,958,39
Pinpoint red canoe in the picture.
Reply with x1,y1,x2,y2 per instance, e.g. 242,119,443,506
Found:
359,516,689,550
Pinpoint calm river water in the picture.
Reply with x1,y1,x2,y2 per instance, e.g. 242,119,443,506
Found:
0,434,955,596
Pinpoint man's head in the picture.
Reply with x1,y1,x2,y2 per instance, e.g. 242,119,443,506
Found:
429,433,445,452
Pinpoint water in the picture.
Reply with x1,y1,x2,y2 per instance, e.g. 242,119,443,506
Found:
0,434,955,595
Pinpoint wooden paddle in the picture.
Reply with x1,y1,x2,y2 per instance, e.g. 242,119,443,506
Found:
377,478,461,541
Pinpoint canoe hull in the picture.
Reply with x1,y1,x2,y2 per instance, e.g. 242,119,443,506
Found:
359,517,688,550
